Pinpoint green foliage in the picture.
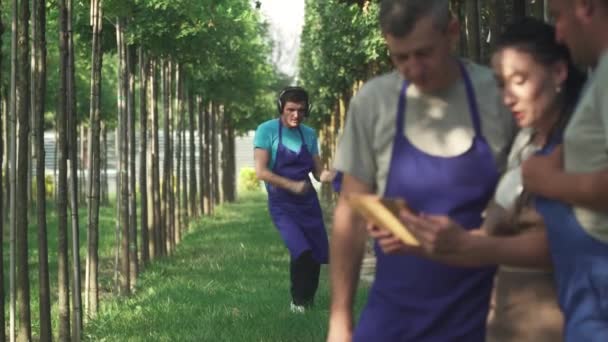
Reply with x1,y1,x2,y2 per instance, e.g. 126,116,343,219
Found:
238,167,261,192
298,0,391,128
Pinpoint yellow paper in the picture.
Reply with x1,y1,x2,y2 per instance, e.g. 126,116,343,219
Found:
347,194,420,246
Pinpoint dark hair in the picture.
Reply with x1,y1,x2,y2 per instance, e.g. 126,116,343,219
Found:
495,17,586,136
495,17,586,218
379,0,450,37
280,87,308,105
277,87,309,114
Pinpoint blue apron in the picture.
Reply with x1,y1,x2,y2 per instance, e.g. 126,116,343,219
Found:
265,120,329,264
535,145,608,341
354,62,499,341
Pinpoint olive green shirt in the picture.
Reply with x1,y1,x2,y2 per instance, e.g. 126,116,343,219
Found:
563,51,608,242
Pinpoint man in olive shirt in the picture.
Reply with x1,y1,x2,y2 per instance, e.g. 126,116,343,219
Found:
522,0,608,339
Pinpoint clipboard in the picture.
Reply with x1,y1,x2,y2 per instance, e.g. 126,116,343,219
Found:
346,194,420,246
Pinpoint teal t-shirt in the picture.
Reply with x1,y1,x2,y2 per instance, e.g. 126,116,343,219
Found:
254,118,319,169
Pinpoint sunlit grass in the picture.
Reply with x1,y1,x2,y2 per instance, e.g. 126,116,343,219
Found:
84,192,369,341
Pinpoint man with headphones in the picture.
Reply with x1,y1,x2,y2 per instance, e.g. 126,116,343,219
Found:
254,86,335,313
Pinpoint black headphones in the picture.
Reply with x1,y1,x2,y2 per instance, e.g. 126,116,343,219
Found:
277,86,311,116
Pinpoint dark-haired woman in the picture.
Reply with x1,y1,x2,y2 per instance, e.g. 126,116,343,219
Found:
367,17,586,341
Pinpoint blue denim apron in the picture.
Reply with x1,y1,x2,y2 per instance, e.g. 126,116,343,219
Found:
265,120,329,263
354,62,499,341
535,145,608,341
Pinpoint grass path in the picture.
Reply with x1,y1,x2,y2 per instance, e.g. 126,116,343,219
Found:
85,192,368,342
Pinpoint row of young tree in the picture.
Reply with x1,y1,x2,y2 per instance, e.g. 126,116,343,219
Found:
298,0,551,200
0,0,282,341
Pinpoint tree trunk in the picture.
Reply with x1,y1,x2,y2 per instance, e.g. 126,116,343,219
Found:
180,89,187,235
58,0,71,339
212,104,220,207
188,90,197,217
203,101,212,214
139,47,149,266
85,0,102,317
116,17,130,295
33,0,51,338
113,127,120,290
487,0,505,54
150,58,161,259
127,44,138,288
168,62,175,253
162,59,171,256
9,0,18,339
463,0,481,62
221,117,235,202
67,0,83,337
100,122,108,205
15,0,32,339
197,96,205,216
0,2,5,337
174,65,182,245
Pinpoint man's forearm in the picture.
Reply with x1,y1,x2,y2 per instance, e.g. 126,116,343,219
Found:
257,168,296,191
329,200,367,329
542,171,608,211
455,231,552,268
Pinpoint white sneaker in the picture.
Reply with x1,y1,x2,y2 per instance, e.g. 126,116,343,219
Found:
290,302,305,313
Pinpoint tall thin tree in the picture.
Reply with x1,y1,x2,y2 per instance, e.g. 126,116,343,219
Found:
175,66,182,244
0,1,7,340
150,58,161,259
211,104,220,207
9,0,17,339
162,60,171,255
86,0,103,316
127,44,138,286
67,0,83,337
116,17,130,295
32,0,51,338
188,89,197,218
57,0,72,339
139,47,150,266
15,0,32,339
197,95,205,217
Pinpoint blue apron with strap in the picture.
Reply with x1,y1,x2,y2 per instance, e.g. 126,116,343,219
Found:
535,144,608,342
265,120,329,263
354,62,499,341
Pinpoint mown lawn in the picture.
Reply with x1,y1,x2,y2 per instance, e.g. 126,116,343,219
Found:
85,192,369,342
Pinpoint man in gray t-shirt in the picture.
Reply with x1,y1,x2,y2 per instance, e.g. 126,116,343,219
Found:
521,1,608,339
327,1,515,341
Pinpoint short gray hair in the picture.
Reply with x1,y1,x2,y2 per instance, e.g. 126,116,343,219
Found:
379,0,451,37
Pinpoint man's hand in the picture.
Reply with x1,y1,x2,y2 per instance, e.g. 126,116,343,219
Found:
399,212,470,255
289,180,311,195
366,219,423,255
320,169,336,183
522,145,563,196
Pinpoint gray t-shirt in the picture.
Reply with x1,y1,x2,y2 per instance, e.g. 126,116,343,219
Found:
335,60,516,195
563,51,608,242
